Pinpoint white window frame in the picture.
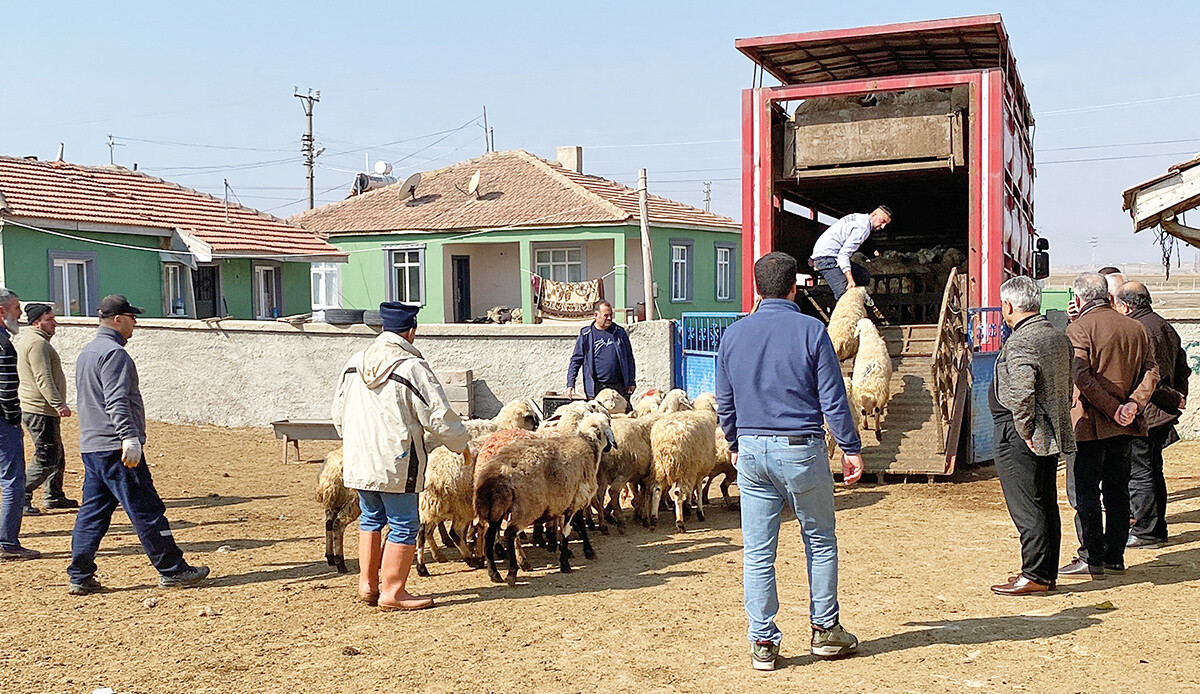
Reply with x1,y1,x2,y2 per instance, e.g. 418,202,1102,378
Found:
670,241,693,303
49,252,98,317
534,246,584,283
715,244,734,302
253,263,283,319
386,247,425,305
310,262,342,310
161,262,195,317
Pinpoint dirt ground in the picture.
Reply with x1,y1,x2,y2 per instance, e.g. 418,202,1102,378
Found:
3,420,1199,694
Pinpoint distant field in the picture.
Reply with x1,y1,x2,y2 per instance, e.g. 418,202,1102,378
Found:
1046,272,1200,316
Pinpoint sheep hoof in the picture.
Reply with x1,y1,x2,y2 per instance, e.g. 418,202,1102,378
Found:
875,429,883,442
696,509,706,522
464,557,485,569
727,501,740,511
598,524,610,536
519,560,533,572
335,560,349,574
488,569,504,584
325,554,337,567
416,563,431,578
559,562,573,574
505,572,518,587
584,548,596,560
675,520,687,533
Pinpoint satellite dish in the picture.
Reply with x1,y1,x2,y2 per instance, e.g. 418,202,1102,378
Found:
374,160,392,176
467,170,481,197
399,172,421,201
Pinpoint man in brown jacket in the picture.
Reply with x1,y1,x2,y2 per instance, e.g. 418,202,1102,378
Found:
17,304,75,514
1115,282,1188,546
1062,273,1159,578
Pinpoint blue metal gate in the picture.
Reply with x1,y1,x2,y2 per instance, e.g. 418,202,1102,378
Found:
967,307,1012,463
676,312,746,399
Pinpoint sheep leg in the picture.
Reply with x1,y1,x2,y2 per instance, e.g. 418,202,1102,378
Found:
557,515,573,573
544,521,559,553
416,524,431,577
648,484,663,529
531,521,546,548
484,521,504,584
503,525,520,587
693,484,706,523
452,521,483,568
721,477,738,511
514,531,532,572
591,494,609,535
571,511,596,560
606,487,627,534
333,518,349,573
324,510,337,567
670,485,687,533
437,521,455,550
702,475,715,507
874,410,883,441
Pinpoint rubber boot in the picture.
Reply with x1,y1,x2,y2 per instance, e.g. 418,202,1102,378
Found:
357,530,383,606
378,542,434,611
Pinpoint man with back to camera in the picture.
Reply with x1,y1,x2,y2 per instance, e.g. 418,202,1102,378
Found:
1061,274,1158,580
988,277,1075,596
565,300,636,403
715,251,864,671
67,295,209,594
17,303,77,516
809,206,892,299
1114,281,1188,547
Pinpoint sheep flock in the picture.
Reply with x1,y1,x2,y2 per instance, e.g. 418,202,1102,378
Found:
315,387,737,590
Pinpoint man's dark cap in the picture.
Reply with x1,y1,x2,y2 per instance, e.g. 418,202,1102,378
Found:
97,294,145,318
380,301,418,333
24,303,53,324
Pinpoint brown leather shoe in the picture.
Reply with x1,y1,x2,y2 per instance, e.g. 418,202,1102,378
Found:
991,576,1055,596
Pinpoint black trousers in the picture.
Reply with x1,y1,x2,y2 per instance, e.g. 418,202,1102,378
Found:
22,413,67,503
993,418,1060,585
1068,437,1132,567
1129,426,1170,541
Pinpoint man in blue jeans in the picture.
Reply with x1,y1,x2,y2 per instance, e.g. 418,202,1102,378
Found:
67,295,209,594
716,251,864,671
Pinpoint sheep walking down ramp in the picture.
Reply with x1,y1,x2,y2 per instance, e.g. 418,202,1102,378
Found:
826,287,871,361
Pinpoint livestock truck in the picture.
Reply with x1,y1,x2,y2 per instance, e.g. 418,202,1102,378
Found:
735,14,1049,477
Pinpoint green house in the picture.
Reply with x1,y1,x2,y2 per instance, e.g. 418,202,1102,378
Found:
0,156,345,319
292,149,741,323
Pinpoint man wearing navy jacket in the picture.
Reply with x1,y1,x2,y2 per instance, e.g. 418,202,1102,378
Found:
716,251,863,672
565,300,636,402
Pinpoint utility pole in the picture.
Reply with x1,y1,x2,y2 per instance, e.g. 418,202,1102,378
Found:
482,105,492,153
106,134,123,165
638,168,655,321
703,181,712,212
294,88,321,209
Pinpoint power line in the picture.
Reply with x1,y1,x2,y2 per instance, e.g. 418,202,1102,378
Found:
1039,150,1198,165
113,136,293,153
1039,137,1200,153
1038,92,1200,117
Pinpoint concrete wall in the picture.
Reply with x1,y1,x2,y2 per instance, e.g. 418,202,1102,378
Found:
1169,319,1200,439
48,317,676,429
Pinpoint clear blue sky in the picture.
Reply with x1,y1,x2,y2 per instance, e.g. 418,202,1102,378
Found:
2,1,1197,267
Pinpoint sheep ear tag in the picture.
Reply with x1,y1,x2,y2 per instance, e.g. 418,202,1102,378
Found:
395,450,409,461
606,431,617,451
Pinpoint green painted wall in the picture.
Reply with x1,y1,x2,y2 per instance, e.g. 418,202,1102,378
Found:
281,262,310,317
649,227,741,319
0,223,164,316
330,224,741,324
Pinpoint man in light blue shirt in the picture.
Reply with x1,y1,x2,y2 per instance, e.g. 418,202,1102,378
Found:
810,205,892,298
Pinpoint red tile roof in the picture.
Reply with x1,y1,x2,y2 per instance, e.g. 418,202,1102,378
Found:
289,150,739,235
0,156,342,257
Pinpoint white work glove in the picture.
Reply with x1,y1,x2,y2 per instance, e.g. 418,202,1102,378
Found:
121,438,143,468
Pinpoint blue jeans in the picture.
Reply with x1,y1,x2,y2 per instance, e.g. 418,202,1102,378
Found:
738,435,840,645
357,490,420,545
68,450,190,582
812,256,871,299
0,422,26,551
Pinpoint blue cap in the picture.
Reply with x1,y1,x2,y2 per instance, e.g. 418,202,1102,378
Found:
380,301,419,333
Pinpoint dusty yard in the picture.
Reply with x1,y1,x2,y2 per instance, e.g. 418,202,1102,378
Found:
3,420,1199,694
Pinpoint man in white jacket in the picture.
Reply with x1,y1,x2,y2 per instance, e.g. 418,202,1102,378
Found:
331,301,470,610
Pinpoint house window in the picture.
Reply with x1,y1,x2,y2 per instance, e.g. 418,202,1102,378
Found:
715,245,733,301
311,262,341,310
535,247,583,282
49,252,98,317
163,263,188,316
670,241,692,302
388,248,424,304
254,264,283,319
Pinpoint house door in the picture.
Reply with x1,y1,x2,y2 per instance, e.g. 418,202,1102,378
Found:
451,255,471,323
194,264,220,319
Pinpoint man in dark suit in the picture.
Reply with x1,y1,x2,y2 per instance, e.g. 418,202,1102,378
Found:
1115,281,1189,546
989,277,1075,596
1062,273,1159,579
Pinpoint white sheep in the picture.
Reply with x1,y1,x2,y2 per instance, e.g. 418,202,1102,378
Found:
315,448,359,574
633,390,665,417
826,377,862,459
474,413,615,586
464,399,542,440
594,388,630,415
826,287,870,361
648,393,718,532
594,415,654,533
415,442,485,577
851,317,892,437
657,389,693,413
